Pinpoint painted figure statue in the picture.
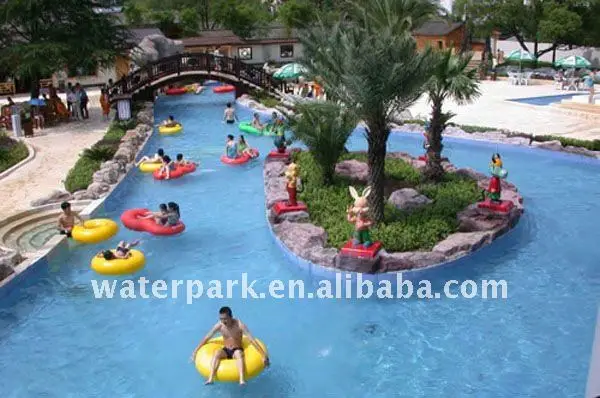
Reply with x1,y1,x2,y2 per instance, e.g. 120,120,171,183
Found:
485,153,508,202
285,162,301,206
347,186,373,248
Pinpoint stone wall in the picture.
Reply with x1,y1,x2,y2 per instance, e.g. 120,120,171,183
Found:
264,152,524,274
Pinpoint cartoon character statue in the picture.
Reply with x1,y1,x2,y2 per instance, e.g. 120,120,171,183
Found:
347,186,373,248
285,162,301,206
485,153,508,202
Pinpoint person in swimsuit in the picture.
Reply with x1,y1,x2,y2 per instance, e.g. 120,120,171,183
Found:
165,202,180,226
174,153,197,167
97,240,140,260
57,202,83,237
237,135,257,158
158,155,175,179
140,203,169,225
136,148,165,166
251,113,264,130
225,135,238,159
162,115,179,127
223,103,237,124
191,306,269,385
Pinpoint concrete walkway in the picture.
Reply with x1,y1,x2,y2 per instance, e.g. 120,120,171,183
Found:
0,93,109,218
408,80,600,140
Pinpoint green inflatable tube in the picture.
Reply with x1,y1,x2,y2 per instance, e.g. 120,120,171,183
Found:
239,122,263,136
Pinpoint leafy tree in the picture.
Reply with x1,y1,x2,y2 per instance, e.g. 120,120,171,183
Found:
300,0,438,222
424,50,480,181
290,101,357,184
180,7,200,36
278,0,317,31
0,0,130,98
123,1,147,26
212,0,271,39
474,0,589,60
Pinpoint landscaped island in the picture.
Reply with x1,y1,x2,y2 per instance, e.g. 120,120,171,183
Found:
264,151,523,273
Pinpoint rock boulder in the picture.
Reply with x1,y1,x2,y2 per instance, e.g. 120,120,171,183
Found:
432,231,492,257
380,250,447,272
335,160,368,182
30,190,73,207
388,188,432,212
273,221,336,267
130,34,183,66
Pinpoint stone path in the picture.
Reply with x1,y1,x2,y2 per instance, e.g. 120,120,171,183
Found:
0,92,109,218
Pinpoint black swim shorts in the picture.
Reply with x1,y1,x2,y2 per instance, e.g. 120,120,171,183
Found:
222,347,243,359
60,230,72,238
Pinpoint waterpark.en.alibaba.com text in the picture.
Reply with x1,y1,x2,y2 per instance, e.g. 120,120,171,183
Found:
90,273,508,303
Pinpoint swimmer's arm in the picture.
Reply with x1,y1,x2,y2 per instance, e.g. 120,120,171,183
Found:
74,213,84,225
191,323,220,358
57,216,65,229
240,322,268,360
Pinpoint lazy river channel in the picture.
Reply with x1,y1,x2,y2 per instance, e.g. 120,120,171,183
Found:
0,90,599,397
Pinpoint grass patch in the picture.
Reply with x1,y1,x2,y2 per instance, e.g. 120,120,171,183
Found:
64,121,130,192
250,89,281,109
0,134,29,173
294,151,481,252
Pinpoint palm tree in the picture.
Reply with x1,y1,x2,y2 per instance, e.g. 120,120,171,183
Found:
290,101,358,184
424,49,480,181
299,0,439,222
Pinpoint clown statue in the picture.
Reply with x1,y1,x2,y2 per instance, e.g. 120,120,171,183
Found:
285,162,301,206
485,153,508,202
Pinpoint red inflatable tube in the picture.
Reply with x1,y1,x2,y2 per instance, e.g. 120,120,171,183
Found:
121,208,186,236
213,85,235,93
220,149,259,165
166,88,187,95
153,163,196,180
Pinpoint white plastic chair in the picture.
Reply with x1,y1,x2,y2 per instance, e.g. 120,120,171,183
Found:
508,72,518,85
520,72,532,86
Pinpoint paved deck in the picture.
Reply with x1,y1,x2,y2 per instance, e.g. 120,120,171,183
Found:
587,308,600,398
0,91,109,218
408,81,600,140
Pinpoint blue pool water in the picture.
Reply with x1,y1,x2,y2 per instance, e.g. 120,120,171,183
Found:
507,93,580,106
1,91,599,397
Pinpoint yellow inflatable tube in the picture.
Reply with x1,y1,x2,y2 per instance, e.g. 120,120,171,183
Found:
139,161,162,173
91,249,146,275
195,336,268,382
158,124,183,135
71,219,118,244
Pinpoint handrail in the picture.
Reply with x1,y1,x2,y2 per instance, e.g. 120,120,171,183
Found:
109,52,285,99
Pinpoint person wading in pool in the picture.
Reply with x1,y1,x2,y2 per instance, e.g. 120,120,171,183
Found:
57,201,83,237
223,103,238,124
190,306,269,385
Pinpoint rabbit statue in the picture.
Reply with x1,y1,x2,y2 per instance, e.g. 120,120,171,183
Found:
347,186,373,248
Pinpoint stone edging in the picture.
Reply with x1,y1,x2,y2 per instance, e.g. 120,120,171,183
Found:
394,123,600,159
0,139,36,180
0,103,156,290
263,153,524,274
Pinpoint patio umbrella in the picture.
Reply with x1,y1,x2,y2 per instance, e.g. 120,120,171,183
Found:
273,63,307,80
505,49,536,62
555,55,591,69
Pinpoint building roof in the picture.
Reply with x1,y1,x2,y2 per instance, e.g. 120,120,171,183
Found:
414,21,464,36
182,26,299,47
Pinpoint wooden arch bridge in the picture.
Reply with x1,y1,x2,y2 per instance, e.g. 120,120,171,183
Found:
109,52,287,100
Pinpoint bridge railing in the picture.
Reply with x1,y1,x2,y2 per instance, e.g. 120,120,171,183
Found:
110,52,285,98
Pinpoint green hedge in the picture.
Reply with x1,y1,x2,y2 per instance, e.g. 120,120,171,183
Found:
294,151,481,252
64,121,130,192
0,135,29,173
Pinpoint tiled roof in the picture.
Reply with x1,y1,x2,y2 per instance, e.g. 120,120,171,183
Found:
182,26,299,47
414,21,463,36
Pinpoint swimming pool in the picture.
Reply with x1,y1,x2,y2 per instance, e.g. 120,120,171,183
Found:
0,91,598,397
507,93,579,106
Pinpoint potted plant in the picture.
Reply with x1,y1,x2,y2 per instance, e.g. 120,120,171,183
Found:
21,103,33,137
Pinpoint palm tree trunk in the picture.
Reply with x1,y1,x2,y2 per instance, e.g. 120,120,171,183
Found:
365,122,389,223
424,101,445,181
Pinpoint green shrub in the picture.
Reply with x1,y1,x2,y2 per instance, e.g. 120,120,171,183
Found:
295,152,481,251
250,89,280,109
83,146,116,162
104,122,128,141
64,156,102,192
0,135,28,173
454,124,499,133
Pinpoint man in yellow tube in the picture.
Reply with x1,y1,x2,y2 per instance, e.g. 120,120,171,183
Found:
191,306,269,385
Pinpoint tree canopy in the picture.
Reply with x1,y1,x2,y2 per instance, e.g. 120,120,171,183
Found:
0,0,130,96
